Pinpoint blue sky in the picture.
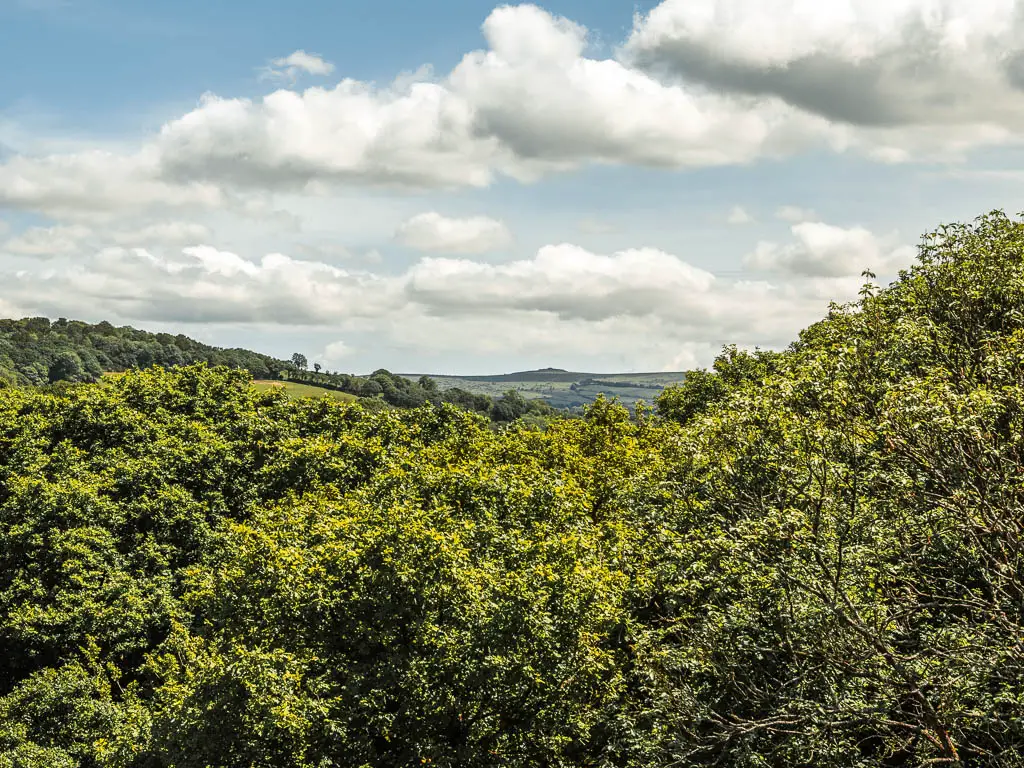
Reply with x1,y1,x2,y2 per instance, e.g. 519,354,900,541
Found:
1,1,655,132
2,0,1024,374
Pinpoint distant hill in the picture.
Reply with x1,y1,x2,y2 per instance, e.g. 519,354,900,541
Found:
0,317,566,423
397,369,688,410
442,368,589,383
0,316,686,414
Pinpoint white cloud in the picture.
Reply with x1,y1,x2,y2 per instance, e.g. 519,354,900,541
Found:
776,205,817,223
365,272,860,366
394,212,512,254
626,0,1024,158
727,205,754,224
2,245,402,325
154,83,499,191
320,340,353,366
108,221,212,246
745,220,917,277
6,1,1022,221
0,4,838,218
156,1,822,196
404,244,716,321
0,239,864,368
0,221,212,257
261,50,335,82
448,4,828,173
2,224,92,256
0,148,228,220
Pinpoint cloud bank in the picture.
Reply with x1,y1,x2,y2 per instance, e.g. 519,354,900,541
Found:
0,230,892,368
395,212,513,254
8,1,1023,219
0,0,1007,370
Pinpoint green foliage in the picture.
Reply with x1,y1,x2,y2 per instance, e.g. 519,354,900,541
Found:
3,211,1024,765
656,344,782,425
0,319,553,424
491,389,558,424
252,380,359,403
0,317,287,385
287,369,559,425
431,370,684,411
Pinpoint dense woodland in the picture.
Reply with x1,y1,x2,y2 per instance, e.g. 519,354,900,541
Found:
1,211,1024,766
0,317,288,385
281,367,558,424
0,318,556,424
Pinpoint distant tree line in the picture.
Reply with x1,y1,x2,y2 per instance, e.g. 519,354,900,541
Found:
571,378,666,390
0,317,562,425
284,363,558,424
0,317,288,386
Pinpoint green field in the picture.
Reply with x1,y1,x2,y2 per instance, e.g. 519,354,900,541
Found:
106,368,676,411
253,380,358,402
399,368,687,410
105,373,358,403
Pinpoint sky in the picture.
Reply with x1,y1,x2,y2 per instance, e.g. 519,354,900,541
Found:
3,0,1024,374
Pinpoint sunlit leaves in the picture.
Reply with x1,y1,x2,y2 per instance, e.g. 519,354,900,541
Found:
4,210,1024,765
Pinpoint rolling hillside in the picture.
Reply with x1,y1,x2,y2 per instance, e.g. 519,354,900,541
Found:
0,315,686,412
398,368,687,409
252,380,359,402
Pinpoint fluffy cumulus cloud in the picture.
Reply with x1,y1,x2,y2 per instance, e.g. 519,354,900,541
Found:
5,245,404,324
148,3,829,196
0,148,228,220
0,238,867,367
394,212,512,253
445,4,826,172
404,245,716,322
4,1,1023,219
154,84,499,191
745,220,917,277
0,3,836,218
626,0,1024,158
391,244,854,360
261,50,335,82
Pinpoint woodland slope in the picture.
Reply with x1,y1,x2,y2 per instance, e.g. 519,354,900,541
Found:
1,212,1023,766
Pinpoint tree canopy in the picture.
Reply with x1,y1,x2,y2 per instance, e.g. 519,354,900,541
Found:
1,211,1024,766
0,319,560,425
0,317,288,385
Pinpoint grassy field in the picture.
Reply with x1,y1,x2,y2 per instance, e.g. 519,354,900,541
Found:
253,380,358,402
108,369,675,410
259,372,679,410
399,369,687,410
104,373,358,403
